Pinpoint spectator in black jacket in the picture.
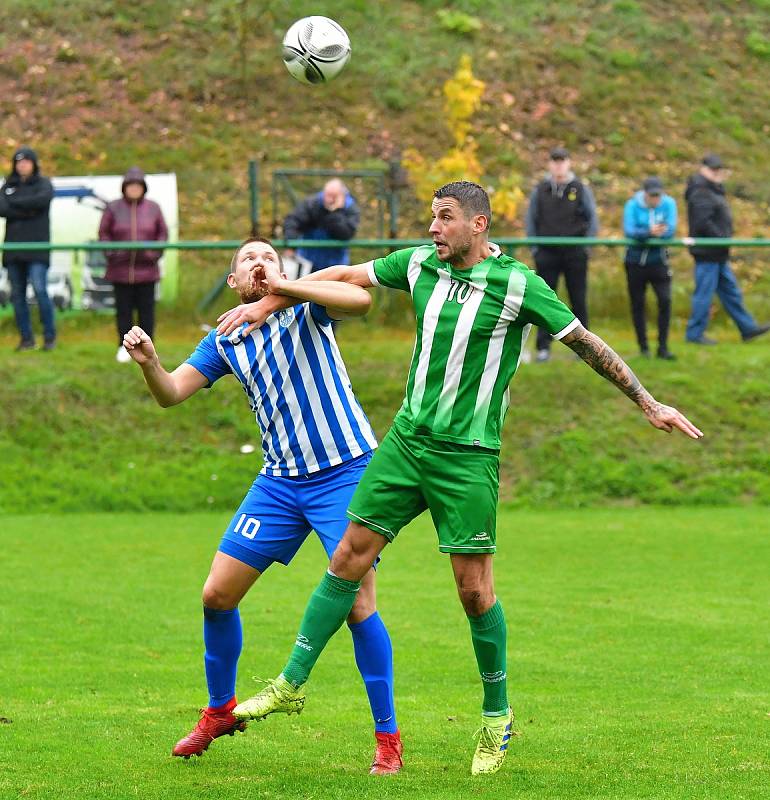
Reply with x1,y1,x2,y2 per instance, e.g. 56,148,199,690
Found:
684,154,769,345
525,148,599,362
0,146,55,350
283,179,360,274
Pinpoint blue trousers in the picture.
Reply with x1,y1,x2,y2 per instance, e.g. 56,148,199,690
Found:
685,261,756,341
7,261,56,343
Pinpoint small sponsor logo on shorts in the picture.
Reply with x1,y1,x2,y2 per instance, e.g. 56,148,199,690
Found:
471,531,490,541
295,633,313,651
481,670,507,683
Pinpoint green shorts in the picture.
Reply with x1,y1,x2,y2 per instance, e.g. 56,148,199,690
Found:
347,421,500,554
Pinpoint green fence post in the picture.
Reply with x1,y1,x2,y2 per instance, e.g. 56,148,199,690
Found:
249,160,259,236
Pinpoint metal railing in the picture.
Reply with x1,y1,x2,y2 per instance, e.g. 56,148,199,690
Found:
2,237,770,251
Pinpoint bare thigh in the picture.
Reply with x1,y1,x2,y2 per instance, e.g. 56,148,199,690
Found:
202,551,261,610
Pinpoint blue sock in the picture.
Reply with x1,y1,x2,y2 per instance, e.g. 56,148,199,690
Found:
348,612,397,734
203,606,242,709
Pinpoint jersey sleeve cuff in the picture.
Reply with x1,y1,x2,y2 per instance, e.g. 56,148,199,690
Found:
551,317,581,340
365,260,380,286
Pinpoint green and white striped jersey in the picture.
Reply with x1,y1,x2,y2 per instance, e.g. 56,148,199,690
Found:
366,243,578,449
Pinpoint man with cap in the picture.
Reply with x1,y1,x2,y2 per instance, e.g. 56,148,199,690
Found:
0,146,55,351
525,147,599,362
623,177,678,359
684,154,769,344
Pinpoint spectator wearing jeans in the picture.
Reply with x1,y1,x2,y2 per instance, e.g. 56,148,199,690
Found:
525,147,599,362
0,146,55,351
623,177,677,360
684,154,769,345
99,167,168,363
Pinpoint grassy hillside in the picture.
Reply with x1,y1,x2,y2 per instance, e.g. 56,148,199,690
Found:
1,314,768,513
0,1,769,309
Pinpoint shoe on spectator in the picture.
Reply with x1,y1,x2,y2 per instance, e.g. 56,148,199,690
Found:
535,349,550,363
43,339,56,351
15,339,36,351
116,346,132,363
657,349,677,360
742,324,770,342
639,348,651,358
686,336,718,345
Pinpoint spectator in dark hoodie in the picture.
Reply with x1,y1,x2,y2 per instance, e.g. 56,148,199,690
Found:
525,147,599,362
684,154,769,345
283,178,360,274
0,146,55,351
99,167,168,363
623,177,677,360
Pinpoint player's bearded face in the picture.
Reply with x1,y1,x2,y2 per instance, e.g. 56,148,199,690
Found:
229,244,281,302
429,198,473,264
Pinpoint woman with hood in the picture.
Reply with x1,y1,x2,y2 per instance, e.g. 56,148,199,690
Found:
99,167,168,362
0,146,55,351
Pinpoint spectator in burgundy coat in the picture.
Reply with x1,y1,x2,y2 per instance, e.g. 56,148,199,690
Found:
99,167,168,362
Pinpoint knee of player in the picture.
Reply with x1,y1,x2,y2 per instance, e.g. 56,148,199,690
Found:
202,582,238,610
457,585,495,616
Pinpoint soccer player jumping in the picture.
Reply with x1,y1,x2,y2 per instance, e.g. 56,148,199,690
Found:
217,183,703,776
123,238,402,774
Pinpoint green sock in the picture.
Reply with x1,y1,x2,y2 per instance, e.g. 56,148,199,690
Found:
467,600,509,715
282,571,361,687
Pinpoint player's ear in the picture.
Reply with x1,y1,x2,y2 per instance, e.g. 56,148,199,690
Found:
280,271,288,280
226,273,237,289
473,214,488,234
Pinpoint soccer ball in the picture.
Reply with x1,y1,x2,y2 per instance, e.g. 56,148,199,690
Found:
281,16,351,85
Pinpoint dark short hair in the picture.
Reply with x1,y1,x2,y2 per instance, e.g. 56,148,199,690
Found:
433,181,492,231
230,237,284,272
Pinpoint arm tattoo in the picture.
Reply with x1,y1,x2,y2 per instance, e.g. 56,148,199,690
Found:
561,326,662,414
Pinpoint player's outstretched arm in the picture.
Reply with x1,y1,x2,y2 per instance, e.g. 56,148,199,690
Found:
261,262,371,320
561,325,704,439
216,262,374,335
123,326,208,408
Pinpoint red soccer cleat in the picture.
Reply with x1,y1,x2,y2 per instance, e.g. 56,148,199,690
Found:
172,698,247,759
369,730,403,775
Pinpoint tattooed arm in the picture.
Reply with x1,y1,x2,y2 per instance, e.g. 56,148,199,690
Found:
561,325,703,439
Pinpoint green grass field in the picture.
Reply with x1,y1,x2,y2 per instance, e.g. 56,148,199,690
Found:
1,508,768,799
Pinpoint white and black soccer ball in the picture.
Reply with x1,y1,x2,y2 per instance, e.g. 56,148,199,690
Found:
281,16,351,85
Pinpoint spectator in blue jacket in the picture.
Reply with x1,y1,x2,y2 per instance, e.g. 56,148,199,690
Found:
283,179,360,274
623,177,677,360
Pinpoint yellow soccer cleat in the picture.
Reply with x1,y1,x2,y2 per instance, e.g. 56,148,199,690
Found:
471,708,514,776
233,675,306,721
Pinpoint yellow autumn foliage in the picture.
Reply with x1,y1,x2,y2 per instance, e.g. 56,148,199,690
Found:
443,53,486,146
402,142,483,206
490,174,525,225
405,54,523,225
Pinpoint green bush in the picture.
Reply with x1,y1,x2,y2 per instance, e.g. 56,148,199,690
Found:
436,9,482,35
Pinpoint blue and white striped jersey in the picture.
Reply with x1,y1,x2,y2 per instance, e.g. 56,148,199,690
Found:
187,302,377,477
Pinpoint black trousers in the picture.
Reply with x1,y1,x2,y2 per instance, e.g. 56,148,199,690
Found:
534,248,589,351
624,261,672,353
113,281,156,344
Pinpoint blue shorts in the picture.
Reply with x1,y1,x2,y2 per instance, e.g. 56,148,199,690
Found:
218,451,373,573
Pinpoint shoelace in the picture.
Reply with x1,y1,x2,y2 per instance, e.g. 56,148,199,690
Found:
249,676,291,700
194,708,227,739
472,724,502,755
